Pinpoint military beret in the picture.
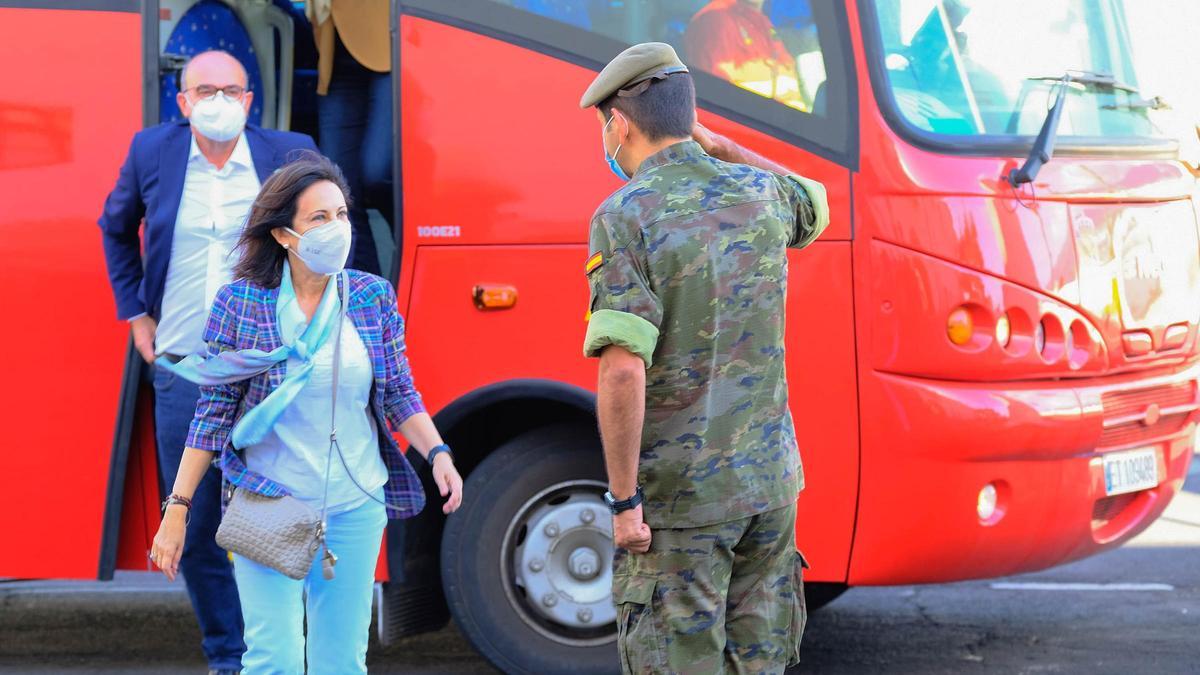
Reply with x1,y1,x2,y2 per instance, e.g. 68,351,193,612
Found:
579,42,689,109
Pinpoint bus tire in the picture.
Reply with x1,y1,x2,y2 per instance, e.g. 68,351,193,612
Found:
441,423,619,675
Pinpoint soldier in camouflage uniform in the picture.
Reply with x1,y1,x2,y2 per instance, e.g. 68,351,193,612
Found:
578,43,829,674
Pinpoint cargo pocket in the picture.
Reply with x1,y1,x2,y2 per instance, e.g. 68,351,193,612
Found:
787,551,811,667
613,574,665,675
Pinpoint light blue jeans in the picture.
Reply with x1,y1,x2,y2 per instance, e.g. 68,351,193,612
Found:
232,495,386,674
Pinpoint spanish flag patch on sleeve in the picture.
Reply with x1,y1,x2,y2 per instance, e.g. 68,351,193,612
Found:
585,252,604,275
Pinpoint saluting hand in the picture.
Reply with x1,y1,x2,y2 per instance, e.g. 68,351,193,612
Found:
432,454,464,514
613,505,652,554
691,122,726,159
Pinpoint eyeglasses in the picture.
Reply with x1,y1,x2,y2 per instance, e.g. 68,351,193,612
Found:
184,84,247,100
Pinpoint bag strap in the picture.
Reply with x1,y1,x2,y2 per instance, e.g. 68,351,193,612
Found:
325,273,401,515
318,271,348,528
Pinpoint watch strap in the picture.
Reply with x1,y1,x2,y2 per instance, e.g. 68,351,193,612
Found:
427,444,453,464
607,486,644,514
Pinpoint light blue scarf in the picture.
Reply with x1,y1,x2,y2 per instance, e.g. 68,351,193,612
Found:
159,261,344,449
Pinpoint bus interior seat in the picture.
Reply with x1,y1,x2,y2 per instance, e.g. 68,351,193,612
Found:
158,0,294,130
812,80,826,116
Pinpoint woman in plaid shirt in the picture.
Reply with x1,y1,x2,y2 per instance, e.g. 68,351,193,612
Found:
148,154,463,673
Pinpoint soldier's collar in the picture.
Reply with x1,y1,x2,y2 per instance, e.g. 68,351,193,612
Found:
636,140,706,175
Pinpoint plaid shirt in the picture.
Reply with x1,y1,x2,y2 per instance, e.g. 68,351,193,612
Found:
185,270,427,518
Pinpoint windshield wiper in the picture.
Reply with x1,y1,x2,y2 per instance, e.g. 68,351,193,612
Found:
1008,71,1141,186
1026,70,1139,94
1102,95,1170,111
1007,74,1071,186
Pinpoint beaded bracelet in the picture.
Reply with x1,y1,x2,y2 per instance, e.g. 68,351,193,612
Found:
162,493,193,512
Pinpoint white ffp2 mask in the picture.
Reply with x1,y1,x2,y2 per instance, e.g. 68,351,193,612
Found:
188,93,248,143
286,219,352,275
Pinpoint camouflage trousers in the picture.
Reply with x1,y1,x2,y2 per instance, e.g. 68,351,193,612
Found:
612,503,808,675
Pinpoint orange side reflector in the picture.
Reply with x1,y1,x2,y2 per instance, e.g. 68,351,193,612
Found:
472,284,518,311
947,308,974,346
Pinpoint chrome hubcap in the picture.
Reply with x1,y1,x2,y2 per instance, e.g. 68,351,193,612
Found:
503,480,616,645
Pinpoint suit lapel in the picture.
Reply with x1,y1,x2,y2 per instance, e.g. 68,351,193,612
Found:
156,123,191,246
246,126,278,183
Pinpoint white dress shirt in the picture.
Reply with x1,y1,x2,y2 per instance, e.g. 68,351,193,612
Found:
155,134,261,356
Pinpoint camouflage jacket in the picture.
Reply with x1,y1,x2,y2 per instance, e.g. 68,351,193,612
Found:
584,140,829,529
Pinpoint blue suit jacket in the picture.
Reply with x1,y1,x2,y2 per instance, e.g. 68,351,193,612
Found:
98,121,318,320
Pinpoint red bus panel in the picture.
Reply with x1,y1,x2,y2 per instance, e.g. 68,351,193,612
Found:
0,7,141,579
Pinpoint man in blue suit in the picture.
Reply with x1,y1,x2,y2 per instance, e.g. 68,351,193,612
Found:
98,50,317,675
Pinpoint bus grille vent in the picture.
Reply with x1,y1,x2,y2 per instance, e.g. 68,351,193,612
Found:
1099,382,1197,448
1091,492,1139,526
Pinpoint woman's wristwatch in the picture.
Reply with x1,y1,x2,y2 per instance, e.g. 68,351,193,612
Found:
427,444,454,464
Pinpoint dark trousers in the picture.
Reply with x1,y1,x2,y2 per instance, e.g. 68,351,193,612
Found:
153,366,246,671
318,34,393,276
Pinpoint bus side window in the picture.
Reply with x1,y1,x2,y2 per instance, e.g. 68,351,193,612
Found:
466,0,854,164
494,0,829,117
682,0,826,115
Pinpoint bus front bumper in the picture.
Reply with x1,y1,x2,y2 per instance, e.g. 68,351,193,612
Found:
849,363,1198,585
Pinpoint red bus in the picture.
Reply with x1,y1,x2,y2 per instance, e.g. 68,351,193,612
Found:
3,0,1196,672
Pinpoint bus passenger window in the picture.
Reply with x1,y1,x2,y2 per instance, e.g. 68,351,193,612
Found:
684,0,825,114
487,0,830,116
510,0,594,30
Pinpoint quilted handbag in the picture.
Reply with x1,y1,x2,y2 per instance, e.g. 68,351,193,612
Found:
215,272,350,581
216,488,324,580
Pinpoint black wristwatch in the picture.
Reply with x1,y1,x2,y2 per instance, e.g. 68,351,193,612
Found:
604,486,645,515
427,444,454,464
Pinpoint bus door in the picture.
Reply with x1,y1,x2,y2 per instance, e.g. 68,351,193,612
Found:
393,0,860,583
0,0,150,580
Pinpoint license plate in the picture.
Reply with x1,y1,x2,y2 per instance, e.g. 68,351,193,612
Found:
1102,448,1160,496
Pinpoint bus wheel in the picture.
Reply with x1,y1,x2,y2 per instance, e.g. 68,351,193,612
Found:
441,424,619,675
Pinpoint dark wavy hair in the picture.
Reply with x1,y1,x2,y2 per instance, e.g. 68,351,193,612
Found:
233,151,353,288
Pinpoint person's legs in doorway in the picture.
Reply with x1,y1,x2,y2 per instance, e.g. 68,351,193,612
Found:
361,66,394,272
153,367,245,672
318,34,382,275
305,495,387,674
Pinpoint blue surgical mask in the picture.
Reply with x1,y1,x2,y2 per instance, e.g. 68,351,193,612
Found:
603,114,631,181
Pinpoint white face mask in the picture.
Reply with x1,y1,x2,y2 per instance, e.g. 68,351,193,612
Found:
285,219,352,276
188,93,247,143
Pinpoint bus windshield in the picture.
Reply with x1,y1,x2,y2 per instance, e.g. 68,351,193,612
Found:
869,0,1162,139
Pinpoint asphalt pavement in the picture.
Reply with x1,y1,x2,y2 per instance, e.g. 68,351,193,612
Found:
2,463,1197,674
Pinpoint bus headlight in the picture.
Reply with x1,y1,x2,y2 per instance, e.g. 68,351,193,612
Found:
996,314,1011,349
977,483,998,521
